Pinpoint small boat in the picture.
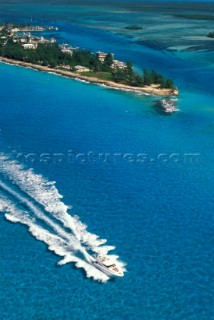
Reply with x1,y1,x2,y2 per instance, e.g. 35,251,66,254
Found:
92,255,124,277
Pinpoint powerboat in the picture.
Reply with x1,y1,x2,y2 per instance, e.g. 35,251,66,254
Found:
92,255,124,277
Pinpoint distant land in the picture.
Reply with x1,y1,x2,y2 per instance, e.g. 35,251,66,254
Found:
0,23,178,96
207,31,214,38
125,26,143,30
174,14,214,20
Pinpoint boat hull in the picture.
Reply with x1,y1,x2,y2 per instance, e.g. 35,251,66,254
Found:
92,261,124,277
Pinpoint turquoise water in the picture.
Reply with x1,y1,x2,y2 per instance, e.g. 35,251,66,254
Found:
0,1,214,319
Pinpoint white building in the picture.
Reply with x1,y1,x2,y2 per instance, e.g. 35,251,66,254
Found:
50,37,56,43
112,59,126,69
74,65,90,72
22,43,37,49
96,51,114,62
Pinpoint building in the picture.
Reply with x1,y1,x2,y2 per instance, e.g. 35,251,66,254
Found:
96,51,107,62
61,48,73,55
61,65,71,70
11,28,20,33
60,45,74,55
112,59,126,69
50,37,56,43
74,65,90,72
39,36,47,43
22,43,37,49
96,51,114,62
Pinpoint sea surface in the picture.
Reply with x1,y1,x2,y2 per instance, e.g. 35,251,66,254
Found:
0,1,214,319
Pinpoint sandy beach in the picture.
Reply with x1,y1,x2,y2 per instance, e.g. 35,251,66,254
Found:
0,57,178,96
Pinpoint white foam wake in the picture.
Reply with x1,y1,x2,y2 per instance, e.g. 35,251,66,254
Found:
0,155,126,280
0,195,110,282
0,155,114,253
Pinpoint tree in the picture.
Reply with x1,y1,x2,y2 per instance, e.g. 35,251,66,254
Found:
104,53,113,66
126,61,134,75
123,61,135,85
90,55,102,72
134,74,144,87
165,79,174,89
112,67,126,83
207,31,214,38
143,68,152,85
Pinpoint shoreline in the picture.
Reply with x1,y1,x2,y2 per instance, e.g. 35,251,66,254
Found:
0,57,178,97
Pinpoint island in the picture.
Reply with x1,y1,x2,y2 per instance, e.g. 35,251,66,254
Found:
207,31,214,38
125,26,143,30
0,23,178,96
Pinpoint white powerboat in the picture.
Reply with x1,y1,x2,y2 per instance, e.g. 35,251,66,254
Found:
92,255,124,277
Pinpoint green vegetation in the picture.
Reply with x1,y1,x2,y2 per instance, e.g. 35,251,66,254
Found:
0,26,175,90
125,26,143,30
207,32,214,38
112,64,175,89
0,40,70,67
112,61,142,86
81,71,112,81
103,53,114,71
0,38,103,69
0,26,8,37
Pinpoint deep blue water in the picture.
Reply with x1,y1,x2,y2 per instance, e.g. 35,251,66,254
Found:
0,1,214,320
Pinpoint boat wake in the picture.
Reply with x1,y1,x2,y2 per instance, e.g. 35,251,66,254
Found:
0,154,126,282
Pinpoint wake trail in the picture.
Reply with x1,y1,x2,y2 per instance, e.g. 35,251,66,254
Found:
0,180,79,250
0,155,115,255
0,155,126,280
0,193,109,282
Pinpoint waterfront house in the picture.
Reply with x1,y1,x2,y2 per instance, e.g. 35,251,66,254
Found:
60,45,74,55
22,43,37,49
112,59,126,69
96,51,114,62
74,65,90,72
50,37,56,43
11,28,20,33
60,65,71,70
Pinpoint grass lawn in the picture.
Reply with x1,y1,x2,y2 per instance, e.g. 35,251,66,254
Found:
81,71,112,81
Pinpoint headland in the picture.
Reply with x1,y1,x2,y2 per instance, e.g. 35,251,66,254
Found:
0,23,178,97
